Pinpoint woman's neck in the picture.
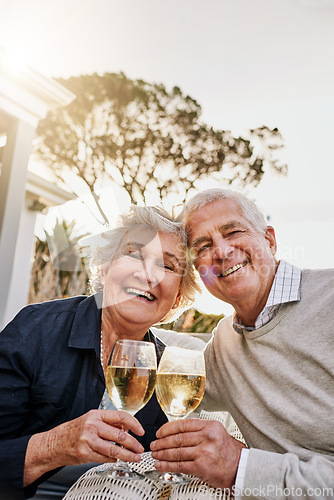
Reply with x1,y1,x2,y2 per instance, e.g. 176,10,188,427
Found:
100,309,149,373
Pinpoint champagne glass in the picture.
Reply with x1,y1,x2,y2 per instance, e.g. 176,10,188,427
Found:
98,339,157,480
146,346,206,484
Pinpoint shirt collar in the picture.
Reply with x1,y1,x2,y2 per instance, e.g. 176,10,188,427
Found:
265,260,301,307
68,294,165,361
145,328,166,363
233,260,301,332
68,294,102,351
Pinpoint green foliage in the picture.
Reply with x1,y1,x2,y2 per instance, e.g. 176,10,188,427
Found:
29,219,89,303
44,219,88,272
160,308,224,334
34,72,287,222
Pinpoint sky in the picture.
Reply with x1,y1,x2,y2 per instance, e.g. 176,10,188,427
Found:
1,0,334,315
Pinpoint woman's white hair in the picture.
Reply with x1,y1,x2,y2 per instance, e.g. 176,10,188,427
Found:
88,205,200,323
182,188,268,234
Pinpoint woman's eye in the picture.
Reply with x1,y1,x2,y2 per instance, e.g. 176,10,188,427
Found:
164,264,175,271
154,258,175,271
159,261,175,271
127,250,142,259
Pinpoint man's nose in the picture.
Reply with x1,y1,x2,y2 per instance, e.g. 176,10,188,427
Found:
212,238,234,260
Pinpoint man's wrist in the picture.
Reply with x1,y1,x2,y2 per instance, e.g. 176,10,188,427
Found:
234,448,250,499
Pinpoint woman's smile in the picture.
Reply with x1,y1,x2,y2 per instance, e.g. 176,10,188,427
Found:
123,287,155,302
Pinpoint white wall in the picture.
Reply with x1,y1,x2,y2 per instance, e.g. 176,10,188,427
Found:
3,204,37,326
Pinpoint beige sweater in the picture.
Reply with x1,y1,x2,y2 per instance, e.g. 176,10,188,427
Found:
202,268,334,499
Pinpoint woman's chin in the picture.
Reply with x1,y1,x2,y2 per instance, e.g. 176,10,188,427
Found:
117,301,160,326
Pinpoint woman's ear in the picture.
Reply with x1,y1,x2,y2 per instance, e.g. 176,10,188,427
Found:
265,226,277,256
100,265,109,285
172,290,182,309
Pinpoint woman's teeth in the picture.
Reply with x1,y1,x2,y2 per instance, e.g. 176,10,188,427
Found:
125,287,155,301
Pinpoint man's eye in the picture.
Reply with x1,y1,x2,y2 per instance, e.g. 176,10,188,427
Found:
227,230,243,237
197,245,210,255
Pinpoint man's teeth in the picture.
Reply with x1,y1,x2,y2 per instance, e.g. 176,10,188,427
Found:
222,261,248,277
125,287,155,301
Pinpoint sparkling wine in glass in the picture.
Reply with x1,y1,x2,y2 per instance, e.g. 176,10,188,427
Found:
146,346,206,484
98,339,157,480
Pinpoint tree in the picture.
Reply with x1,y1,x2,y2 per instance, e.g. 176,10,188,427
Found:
34,72,287,224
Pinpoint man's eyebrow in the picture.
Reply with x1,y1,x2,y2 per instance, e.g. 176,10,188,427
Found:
192,235,212,249
191,221,242,248
220,221,241,230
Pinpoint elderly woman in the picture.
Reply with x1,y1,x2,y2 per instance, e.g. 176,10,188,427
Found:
0,205,199,500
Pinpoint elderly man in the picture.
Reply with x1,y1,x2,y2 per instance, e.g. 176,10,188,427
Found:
151,188,334,499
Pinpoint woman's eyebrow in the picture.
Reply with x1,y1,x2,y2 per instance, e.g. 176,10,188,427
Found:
127,241,145,249
125,240,148,254
163,251,181,265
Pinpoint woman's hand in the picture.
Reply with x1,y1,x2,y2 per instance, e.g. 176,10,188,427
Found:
24,410,145,487
57,409,145,464
150,418,246,491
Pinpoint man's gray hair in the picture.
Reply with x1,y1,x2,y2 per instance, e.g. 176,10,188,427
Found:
182,188,268,234
89,205,200,323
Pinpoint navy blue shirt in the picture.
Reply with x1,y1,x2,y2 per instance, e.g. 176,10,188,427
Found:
0,295,167,499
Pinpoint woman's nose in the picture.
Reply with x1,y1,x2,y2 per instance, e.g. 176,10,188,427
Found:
134,260,161,285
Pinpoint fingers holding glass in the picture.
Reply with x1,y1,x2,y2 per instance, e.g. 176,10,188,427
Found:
97,339,157,479
145,346,205,484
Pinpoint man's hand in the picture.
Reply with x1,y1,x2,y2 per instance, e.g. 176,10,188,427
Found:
150,418,246,490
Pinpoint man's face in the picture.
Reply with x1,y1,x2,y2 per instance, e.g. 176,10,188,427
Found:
187,199,277,315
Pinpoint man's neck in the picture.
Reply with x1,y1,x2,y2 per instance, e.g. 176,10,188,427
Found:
233,306,261,328
233,261,279,328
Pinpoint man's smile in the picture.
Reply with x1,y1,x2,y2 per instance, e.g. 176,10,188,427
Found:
217,260,249,278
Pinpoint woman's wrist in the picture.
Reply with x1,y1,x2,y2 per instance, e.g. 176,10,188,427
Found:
23,424,69,487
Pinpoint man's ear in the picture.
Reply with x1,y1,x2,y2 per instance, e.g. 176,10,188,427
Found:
265,226,277,255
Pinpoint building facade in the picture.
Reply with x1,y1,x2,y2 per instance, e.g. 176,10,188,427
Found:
0,47,75,327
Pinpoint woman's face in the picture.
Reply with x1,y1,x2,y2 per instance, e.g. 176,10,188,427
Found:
102,229,185,334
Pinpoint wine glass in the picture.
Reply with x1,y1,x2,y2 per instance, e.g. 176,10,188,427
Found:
98,339,157,480
145,346,206,484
